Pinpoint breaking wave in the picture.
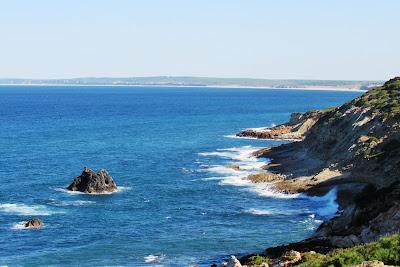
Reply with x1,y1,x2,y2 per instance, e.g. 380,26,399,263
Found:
0,203,61,216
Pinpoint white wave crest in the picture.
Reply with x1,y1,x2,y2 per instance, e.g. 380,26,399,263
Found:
224,134,270,140
218,175,252,187
12,221,28,230
246,208,273,215
0,203,58,216
144,254,164,263
54,186,131,195
199,146,263,162
248,184,301,199
308,188,339,218
199,146,300,199
49,200,96,207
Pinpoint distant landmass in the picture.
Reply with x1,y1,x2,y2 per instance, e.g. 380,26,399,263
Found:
0,76,382,90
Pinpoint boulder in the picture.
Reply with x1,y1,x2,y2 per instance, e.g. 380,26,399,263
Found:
227,164,241,171
67,167,117,193
25,218,43,229
226,256,242,267
246,173,283,183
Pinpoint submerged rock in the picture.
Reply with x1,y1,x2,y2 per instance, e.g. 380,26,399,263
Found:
24,218,43,229
67,167,117,193
227,164,241,171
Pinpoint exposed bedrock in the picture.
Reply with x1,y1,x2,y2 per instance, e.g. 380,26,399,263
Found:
236,109,327,140
239,78,400,264
24,218,43,229
67,167,117,193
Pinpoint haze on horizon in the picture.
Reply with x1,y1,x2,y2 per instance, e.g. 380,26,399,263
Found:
1,0,399,81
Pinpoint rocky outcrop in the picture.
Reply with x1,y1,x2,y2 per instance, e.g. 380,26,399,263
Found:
24,218,43,229
312,182,400,248
67,167,117,193
226,256,243,267
355,261,391,267
236,110,327,140
257,77,400,189
213,256,243,267
245,172,283,183
240,78,400,265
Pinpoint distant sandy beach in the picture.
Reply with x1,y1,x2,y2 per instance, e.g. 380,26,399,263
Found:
0,83,368,92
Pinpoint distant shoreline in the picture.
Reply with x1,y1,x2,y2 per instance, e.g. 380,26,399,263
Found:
0,83,368,92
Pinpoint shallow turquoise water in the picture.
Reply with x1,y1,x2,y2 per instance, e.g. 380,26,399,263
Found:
0,86,361,266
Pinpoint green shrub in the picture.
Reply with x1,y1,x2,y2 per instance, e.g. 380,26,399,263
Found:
247,255,270,265
297,234,400,267
324,249,365,266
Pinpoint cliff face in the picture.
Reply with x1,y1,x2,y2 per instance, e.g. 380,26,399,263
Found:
260,77,400,188
302,77,400,187
249,77,400,259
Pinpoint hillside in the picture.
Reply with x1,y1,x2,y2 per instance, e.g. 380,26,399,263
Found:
241,77,400,265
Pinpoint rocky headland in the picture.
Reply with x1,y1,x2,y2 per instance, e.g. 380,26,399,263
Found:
67,167,118,193
229,77,400,266
236,110,328,140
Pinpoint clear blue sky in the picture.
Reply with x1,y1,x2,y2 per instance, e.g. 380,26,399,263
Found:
1,0,399,80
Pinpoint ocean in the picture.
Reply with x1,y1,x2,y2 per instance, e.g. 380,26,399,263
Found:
0,86,361,266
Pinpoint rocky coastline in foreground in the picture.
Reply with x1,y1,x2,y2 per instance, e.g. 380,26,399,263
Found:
219,77,400,267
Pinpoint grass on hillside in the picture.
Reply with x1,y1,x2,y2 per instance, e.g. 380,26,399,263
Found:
355,77,400,119
297,234,400,267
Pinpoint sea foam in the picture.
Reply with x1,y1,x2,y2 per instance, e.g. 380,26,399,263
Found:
54,186,131,195
245,208,273,215
0,203,58,216
308,188,339,218
48,199,96,207
199,146,300,199
144,254,164,263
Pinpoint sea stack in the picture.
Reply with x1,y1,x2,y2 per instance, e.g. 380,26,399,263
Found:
67,167,118,193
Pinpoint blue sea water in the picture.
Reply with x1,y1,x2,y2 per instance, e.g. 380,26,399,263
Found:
0,86,361,266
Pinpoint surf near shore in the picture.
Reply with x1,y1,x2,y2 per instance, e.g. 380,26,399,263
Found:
222,78,400,267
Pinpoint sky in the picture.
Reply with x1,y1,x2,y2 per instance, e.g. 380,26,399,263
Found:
0,0,399,81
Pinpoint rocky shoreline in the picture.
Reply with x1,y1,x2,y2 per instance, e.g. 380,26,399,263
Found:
236,110,328,141
219,78,400,266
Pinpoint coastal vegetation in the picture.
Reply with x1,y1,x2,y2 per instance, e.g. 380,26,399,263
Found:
357,78,400,119
298,234,400,267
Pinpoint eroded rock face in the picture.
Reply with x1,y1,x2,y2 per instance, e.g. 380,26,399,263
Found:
313,182,400,247
246,172,283,183
25,218,43,229
67,168,117,193
236,110,326,140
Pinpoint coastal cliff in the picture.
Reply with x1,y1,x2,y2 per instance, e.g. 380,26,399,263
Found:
239,77,400,266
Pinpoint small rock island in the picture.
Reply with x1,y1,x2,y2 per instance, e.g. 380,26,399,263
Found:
67,167,118,194
24,218,43,229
